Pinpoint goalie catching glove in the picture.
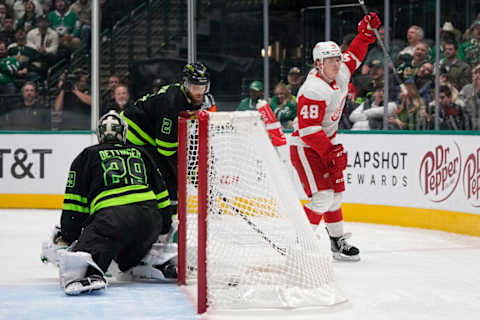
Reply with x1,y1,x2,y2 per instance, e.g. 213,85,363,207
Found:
256,99,286,147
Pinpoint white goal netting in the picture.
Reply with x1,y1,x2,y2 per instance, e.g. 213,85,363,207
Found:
178,111,345,312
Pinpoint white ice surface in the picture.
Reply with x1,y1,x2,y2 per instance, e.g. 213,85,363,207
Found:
1,209,480,319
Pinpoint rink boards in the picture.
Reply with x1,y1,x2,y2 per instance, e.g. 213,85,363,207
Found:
0,131,479,236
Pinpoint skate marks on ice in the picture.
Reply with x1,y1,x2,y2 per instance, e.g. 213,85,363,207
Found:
2,210,480,320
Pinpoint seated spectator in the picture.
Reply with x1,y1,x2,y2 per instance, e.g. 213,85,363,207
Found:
286,67,302,97
349,85,398,130
354,59,399,104
396,41,430,82
48,0,81,54
430,22,459,62
54,68,91,129
459,20,480,67
388,83,430,130
15,1,39,33
270,82,296,130
26,14,58,76
0,39,20,95
405,62,434,106
12,0,43,23
397,25,424,64
0,3,10,30
459,64,480,130
69,0,90,47
428,85,471,130
439,39,471,91
101,83,131,116
100,74,119,109
7,27,41,82
362,26,401,75
237,80,263,111
0,14,15,45
0,81,50,129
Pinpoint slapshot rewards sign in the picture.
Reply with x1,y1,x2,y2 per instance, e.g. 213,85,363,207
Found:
419,143,462,202
463,147,480,207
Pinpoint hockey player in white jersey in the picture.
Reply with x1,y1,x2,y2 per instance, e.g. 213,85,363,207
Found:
290,12,381,261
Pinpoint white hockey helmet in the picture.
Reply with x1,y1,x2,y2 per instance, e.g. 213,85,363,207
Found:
97,110,128,144
312,41,343,63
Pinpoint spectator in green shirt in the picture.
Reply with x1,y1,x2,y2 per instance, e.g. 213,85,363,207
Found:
270,82,296,130
237,80,263,111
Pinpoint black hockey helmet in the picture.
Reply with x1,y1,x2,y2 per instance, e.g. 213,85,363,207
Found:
97,110,128,144
183,62,210,92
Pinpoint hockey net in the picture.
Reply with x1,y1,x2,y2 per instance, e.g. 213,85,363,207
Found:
178,111,345,313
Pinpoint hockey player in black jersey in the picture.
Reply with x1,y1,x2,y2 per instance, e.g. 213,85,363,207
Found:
52,111,176,296
121,62,216,211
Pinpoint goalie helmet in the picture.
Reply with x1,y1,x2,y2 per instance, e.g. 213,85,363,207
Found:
183,62,210,92
312,41,343,63
97,110,128,144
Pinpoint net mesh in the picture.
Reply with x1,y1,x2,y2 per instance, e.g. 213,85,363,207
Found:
182,111,345,310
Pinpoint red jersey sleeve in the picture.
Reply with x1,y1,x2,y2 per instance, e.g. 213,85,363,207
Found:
342,33,375,76
296,94,333,156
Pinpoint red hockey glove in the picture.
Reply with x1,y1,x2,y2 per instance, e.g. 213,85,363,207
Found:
327,144,347,171
256,99,287,147
357,12,381,40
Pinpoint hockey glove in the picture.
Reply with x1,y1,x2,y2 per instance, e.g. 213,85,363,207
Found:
201,93,216,111
357,12,381,40
256,99,287,147
327,144,347,171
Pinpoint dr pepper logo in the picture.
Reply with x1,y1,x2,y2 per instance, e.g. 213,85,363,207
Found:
462,147,480,207
419,143,461,202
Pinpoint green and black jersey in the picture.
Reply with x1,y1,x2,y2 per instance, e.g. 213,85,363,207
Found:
121,83,197,158
60,143,170,243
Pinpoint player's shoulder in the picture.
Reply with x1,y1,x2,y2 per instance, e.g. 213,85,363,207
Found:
136,83,183,104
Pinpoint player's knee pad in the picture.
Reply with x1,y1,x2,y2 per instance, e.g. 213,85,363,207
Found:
328,192,343,212
58,250,104,289
306,190,334,214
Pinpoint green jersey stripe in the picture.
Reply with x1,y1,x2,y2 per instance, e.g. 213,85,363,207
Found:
64,193,88,203
91,190,156,213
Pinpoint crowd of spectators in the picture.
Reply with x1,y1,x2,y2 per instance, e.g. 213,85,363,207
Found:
2,2,480,133
236,18,480,133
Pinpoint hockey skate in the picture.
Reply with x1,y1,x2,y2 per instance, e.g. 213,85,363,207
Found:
64,274,107,296
328,230,360,262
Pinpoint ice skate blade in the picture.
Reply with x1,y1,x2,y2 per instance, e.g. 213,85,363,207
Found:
332,252,360,262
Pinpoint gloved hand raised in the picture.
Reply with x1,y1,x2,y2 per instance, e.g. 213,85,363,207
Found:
357,12,381,39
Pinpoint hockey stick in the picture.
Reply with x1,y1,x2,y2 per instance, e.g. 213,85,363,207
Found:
358,0,404,86
220,195,287,257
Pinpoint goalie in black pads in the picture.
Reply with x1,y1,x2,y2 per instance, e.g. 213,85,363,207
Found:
48,111,177,296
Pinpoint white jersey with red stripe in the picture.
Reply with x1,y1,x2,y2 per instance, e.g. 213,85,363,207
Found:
291,35,369,157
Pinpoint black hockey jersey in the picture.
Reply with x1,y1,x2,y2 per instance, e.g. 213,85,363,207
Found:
60,143,170,243
121,83,214,158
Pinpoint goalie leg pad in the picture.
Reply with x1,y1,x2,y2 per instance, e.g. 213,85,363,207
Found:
118,243,178,281
58,250,105,291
